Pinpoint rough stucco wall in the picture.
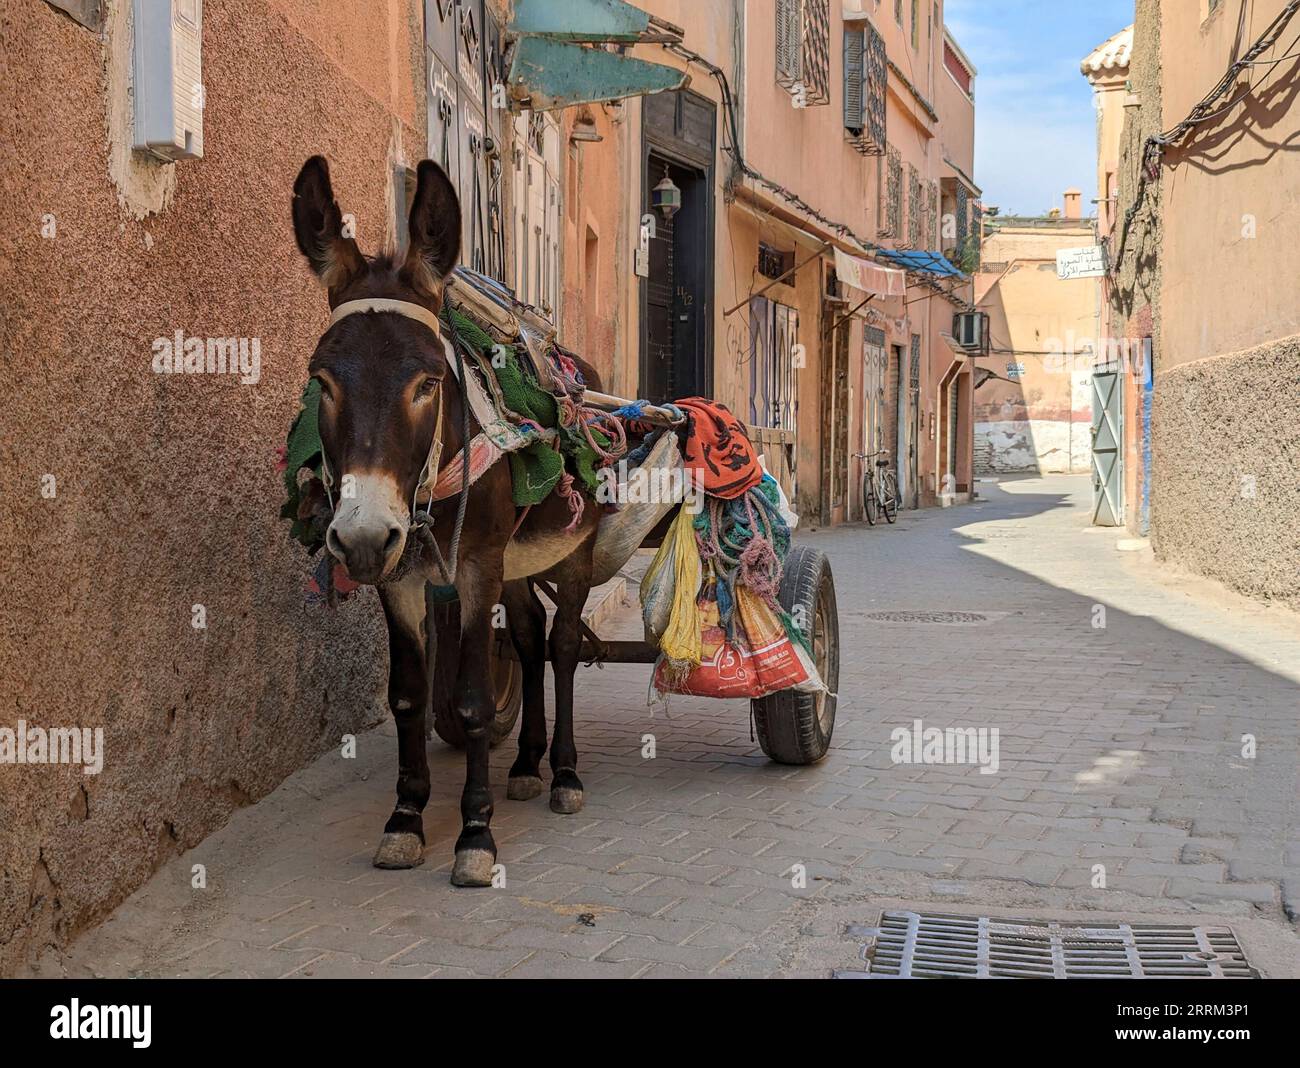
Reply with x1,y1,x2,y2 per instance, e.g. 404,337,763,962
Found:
974,418,1092,475
1151,336,1300,610
0,0,425,974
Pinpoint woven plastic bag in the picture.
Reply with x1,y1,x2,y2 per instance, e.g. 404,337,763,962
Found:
654,578,823,699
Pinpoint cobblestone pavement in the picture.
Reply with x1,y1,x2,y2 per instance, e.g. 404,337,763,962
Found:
52,476,1300,978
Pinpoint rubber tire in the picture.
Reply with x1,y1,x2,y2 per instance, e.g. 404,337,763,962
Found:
882,473,898,524
863,475,877,525
429,598,523,749
751,546,839,765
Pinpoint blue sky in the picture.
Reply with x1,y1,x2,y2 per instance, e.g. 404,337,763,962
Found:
944,0,1135,216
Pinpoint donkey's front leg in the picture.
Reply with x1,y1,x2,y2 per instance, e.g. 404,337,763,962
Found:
373,574,431,869
449,558,504,886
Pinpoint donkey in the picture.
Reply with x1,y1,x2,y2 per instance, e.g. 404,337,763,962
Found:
292,156,599,886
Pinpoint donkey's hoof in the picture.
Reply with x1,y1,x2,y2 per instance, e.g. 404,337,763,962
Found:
550,786,585,815
507,775,544,801
373,832,425,870
451,848,497,887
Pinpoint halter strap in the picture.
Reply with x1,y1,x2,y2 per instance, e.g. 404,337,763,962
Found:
328,297,443,336
326,295,464,581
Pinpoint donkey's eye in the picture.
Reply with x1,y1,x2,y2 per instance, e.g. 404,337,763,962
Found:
415,377,440,399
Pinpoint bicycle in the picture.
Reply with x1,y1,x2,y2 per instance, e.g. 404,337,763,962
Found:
855,450,898,525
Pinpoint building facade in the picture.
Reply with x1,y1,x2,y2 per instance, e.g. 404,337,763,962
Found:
558,0,981,524
1102,0,1298,607
972,205,1099,476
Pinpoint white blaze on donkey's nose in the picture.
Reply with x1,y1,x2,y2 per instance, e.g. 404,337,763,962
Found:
325,471,409,583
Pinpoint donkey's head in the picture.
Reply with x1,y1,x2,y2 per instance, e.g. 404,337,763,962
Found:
292,156,461,584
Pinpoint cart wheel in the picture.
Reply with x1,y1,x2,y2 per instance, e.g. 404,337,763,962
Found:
429,599,522,749
751,545,839,765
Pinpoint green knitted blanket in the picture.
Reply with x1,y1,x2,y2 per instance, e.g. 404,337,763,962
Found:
443,307,608,508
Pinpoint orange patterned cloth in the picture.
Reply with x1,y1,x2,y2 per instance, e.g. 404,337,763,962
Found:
673,397,762,500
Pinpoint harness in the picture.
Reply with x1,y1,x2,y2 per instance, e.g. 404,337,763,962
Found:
326,296,473,584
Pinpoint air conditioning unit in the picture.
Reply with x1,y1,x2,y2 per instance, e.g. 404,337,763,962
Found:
132,0,204,161
953,311,988,355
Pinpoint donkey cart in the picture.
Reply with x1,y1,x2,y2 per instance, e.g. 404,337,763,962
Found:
285,157,842,882
422,284,841,767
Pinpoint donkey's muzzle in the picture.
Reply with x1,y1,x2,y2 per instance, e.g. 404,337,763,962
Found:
326,516,405,584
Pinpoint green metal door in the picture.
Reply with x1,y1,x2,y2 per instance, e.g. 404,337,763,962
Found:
1090,366,1123,526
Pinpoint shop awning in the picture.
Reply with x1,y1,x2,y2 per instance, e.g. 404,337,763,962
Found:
873,249,966,278
505,0,688,111
834,248,906,297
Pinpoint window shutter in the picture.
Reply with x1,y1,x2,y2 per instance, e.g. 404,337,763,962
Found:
776,0,802,89
843,28,865,133
863,20,887,153
847,21,886,155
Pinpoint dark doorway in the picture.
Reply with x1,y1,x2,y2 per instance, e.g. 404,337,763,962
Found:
640,90,715,403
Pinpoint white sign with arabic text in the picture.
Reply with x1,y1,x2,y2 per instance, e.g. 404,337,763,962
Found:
1056,245,1107,280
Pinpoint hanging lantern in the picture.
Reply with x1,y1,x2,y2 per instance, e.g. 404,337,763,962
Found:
652,167,681,220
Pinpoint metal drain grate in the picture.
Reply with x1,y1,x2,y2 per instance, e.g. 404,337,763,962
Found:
835,911,1257,979
860,611,989,625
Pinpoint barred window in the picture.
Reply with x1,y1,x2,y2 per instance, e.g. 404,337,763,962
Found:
907,163,923,248
749,297,800,432
880,146,903,238
801,0,830,106
776,0,830,106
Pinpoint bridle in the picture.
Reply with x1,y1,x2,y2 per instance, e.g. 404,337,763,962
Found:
323,296,472,584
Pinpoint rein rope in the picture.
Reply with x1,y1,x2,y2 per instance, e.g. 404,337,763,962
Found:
410,311,472,585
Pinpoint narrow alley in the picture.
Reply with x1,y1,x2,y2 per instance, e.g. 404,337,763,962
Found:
51,476,1300,979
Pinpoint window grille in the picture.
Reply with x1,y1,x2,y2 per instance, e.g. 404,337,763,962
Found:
776,0,829,105
749,297,800,432
758,243,795,282
907,163,922,248
927,180,939,248
801,0,831,105
881,146,903,238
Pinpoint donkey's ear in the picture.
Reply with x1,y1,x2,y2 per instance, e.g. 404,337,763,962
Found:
402,160,461,295
292,156,365,289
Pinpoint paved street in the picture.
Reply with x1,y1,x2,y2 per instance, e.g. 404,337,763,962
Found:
50,476,1300,978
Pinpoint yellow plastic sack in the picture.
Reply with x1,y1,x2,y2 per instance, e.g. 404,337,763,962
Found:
639,505,702,669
